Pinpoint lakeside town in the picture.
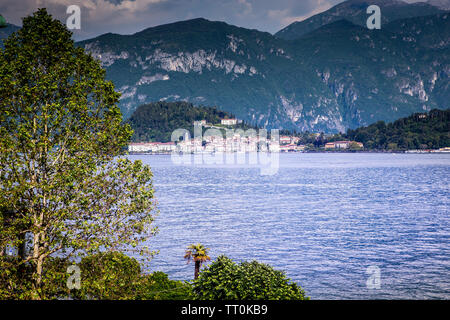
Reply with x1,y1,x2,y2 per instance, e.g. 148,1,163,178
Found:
129,118,366,154
129,117,450,155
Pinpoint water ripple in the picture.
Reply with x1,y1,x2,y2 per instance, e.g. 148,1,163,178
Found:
128,153,450,299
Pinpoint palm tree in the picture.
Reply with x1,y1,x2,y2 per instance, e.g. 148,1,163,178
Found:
184,243,211,280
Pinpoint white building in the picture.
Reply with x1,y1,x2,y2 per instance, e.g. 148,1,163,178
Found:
128,142,157,152
324,141,363,149
279,144,297,152
129,142,175,153
193,120,207,126
221,118,238,126
280,136,291,145
156,142,176,152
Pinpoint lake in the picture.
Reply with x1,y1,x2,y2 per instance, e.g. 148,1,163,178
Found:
128,153,450,299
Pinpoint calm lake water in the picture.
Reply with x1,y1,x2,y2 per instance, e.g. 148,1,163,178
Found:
128,153,450,299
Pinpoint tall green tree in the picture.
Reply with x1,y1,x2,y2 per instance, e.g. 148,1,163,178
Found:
184,243,210,280
0,9,157,299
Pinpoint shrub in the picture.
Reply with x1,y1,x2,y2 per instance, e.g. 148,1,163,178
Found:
192,255,308,300
135,271,192,300
75,251,142,300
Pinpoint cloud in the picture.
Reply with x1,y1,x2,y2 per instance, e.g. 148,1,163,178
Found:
237,0,252,16
0,0,168,39
0,0,347,40
267,0,338,29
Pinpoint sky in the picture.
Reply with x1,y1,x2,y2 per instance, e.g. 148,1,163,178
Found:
0,0,430,40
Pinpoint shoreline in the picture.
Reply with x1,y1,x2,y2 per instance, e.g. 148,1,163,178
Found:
128,150,450,155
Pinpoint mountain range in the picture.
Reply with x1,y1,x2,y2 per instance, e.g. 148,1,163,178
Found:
1,0,449,133
275,0,446,40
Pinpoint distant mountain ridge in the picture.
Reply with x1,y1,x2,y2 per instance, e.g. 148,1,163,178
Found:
428,0,450,10
1,1,449,133
75,10,449,132
275,0,447,40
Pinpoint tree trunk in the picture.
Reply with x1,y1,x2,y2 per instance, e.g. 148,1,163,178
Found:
194,260,200,280
31,232,44,300
18,233,27,260
16,233,28,277
31,257,44,300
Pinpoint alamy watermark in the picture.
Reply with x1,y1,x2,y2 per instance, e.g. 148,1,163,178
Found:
168,125,281,176
66,264,81,290
66,5,81,30
366,265,381,289
366,5,381,30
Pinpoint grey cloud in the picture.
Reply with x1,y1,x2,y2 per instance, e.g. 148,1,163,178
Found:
3,0,423,41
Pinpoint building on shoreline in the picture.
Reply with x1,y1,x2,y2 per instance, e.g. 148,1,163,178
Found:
130,135,282,154
280,136,291,144
129,136,368,154
405,147,450,153
279,144,305,152
220,118,239,126
325,141,364,149
128,142,176,153
193,120,207,126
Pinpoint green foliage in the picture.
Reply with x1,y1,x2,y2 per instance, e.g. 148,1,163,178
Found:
184,243,211,264
348,141,363,150
76,253,191,300
0,9,156,299
127,101,255,142
40,257,72,299
1,255,73,299
73,252,141,300
192,255,308,300
0,255,33,299
0,251,192,300
136,271,192,300
345,109,450,150
184,243,211,280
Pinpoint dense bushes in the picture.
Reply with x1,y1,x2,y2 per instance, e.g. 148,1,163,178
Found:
0,252,192,300
192,255,308,300
75,252,143,299
1,251,309,300
136,271,192,300
0,256,33,299
75,252,192,300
